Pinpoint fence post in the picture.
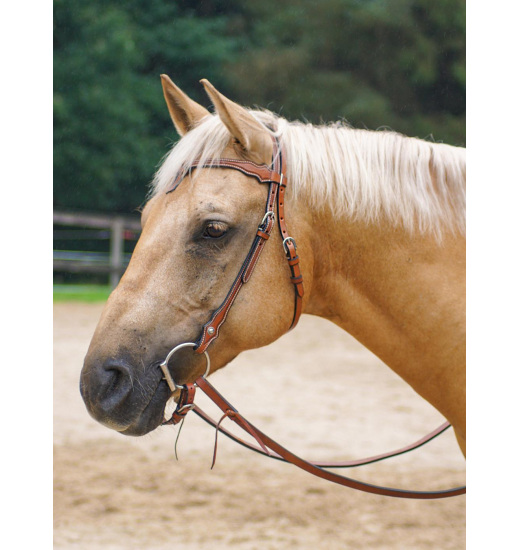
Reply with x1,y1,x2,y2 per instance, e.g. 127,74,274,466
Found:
110,217,124,288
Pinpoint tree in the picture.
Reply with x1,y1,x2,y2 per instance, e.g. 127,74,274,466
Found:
54,0,465,214
227,0,465,145
54,0,240,213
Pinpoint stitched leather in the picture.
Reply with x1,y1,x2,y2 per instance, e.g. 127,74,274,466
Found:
167,137,304,353
160,139,465,500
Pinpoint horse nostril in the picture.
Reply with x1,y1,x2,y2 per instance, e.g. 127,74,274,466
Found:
102,363,128,398
80,359,134,424
98,362,133,409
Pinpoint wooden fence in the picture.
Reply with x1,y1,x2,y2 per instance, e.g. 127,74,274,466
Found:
53,211,141,288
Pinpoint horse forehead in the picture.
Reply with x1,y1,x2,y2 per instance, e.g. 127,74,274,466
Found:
187,170,262,210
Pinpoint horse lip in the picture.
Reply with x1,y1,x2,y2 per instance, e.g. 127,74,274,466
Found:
107,354,195,436
117,372,171,436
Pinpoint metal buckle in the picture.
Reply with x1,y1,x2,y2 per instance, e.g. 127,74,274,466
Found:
260,210,275,228
282,236,297,256
159,342,211,392
176,403,195,414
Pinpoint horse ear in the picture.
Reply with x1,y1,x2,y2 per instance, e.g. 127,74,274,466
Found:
200,79,272,164
160,75,210,136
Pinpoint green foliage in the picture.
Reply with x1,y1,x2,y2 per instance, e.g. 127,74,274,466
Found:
54,0,465,215
54,0,239,213
228,0,465,144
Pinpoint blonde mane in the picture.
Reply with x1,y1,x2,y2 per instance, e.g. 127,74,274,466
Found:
151,110,466,238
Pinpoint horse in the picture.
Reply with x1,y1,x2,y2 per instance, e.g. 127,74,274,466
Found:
80,75,466,462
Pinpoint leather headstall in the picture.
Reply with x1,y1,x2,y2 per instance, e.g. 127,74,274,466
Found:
167,137,304,353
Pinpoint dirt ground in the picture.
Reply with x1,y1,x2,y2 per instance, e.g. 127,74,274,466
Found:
54,302,465,549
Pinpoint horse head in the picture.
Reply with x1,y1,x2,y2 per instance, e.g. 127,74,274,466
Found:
80,77,312,435
80,75,466,458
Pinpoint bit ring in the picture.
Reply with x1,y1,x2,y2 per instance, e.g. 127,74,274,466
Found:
159,342,210,392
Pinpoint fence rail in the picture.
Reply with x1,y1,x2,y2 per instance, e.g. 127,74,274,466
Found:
53,211,141,288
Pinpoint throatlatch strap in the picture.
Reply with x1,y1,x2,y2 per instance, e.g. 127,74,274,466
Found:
272,146,303,329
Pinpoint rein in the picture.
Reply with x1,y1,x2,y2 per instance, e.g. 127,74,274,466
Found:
159,137,466,499
164,377,466,499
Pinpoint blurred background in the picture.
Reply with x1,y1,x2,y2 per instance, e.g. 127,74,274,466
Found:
53,0,465,292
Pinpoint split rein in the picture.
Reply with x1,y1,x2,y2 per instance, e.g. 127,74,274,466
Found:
163,376,464,500
158,138,466,500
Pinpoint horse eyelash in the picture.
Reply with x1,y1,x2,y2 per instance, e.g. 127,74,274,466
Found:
203,222,228,239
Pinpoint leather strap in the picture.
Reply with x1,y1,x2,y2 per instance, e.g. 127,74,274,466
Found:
273,145,303,329
167,137,304,353
192,404,452,468
188,377,466,499
161,383,196,425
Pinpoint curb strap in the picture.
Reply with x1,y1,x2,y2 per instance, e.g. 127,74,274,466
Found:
189,376,466,500
166,137,303,353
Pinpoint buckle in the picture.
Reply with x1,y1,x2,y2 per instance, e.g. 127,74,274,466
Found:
259,211,275,228
282,236,297,257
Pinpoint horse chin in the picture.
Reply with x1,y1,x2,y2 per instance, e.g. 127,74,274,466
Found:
118,355,204,436
116,384,170,436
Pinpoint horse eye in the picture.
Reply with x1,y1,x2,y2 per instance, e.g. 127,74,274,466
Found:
203,221,228,239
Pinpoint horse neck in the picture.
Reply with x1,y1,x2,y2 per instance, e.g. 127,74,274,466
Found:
302,210,466,430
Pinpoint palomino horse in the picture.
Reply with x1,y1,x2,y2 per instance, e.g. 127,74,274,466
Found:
80,77,466,466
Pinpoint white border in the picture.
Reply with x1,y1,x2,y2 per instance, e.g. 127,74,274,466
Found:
467,1,520,546
4,1,52,547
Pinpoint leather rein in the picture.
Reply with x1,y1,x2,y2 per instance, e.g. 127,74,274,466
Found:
159,137,466,500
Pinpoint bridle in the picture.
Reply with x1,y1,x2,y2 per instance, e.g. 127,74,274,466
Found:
158,136,466,500
165,136,303,354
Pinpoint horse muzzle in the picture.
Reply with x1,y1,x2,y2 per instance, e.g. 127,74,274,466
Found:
80,342,211,435
80,354,169,436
